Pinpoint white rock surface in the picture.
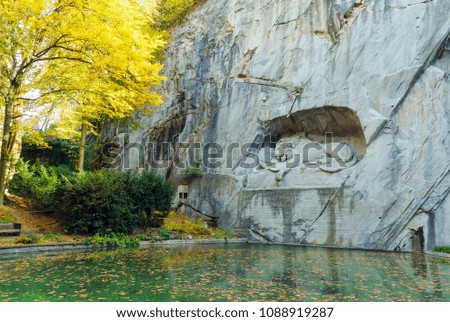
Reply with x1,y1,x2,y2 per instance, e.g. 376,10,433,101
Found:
115,0,450,251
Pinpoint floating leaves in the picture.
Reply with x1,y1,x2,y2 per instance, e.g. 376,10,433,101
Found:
0,245,449,302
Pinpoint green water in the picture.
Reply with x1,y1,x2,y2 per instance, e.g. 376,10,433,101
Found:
0,244,449,302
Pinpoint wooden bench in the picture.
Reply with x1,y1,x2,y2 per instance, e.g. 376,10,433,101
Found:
0,223,22,236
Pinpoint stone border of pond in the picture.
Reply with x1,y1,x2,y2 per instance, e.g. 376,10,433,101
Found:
0,239,250,256
0,243,111,255
425,251,450,259
140,239,248,247
1,241,449,261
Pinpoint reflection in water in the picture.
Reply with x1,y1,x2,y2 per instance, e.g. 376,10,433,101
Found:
430,260,444,300
322,250,340,295
0,244,449,302
412,253,428,279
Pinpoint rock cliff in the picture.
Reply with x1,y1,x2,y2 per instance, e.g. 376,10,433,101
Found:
110,0,450,251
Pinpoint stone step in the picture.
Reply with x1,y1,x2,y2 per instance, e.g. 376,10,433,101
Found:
0,223,22,236
0,229,21,236
0,223,21,229
0,223,15,230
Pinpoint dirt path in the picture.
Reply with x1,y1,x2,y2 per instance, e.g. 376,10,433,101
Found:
0,195,62,233
0,195,78,247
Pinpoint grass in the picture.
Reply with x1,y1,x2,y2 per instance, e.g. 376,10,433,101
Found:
433,246,450,254
0,232,81,247
0,214,14,224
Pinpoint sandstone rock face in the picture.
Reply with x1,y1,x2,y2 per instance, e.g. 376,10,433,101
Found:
113,0,450,251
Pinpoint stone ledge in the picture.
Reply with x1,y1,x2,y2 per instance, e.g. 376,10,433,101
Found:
425,251,450,259
241,186,341,192
0,229,21,235
140,239,248,247
0,243,110,255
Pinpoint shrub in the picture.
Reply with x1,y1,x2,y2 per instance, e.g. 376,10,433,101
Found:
9,159,76,209
58,170,175,235
184,157,203,177
127,171,175,228
16,233,41,245
143,228,180,242
57,170,137,235
211,229,236,239
156,228,173,240
10,161,175,235
184,166,204,177
21,138,79,169
162,211,211,236
433,246,450,254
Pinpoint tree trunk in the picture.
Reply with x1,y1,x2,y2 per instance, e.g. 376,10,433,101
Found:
4,119,23,190
0,95,15,208
78,121,87,172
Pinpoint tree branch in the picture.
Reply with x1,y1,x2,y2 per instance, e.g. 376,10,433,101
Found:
11,114,23,120
34,56,92,65
17,89,73,102
52,45,84,54
33,34,67,59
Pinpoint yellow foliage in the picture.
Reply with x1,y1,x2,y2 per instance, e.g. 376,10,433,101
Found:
21,129,50,149
156,0,205,30
0,0,166,138
162,211,212,236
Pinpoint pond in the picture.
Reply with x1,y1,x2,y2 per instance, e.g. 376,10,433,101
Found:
0,244,449,302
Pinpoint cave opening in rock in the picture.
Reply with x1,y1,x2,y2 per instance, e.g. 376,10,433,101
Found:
412,227,425,253
264,106,367,160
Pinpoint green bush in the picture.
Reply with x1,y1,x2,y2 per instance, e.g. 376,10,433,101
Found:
10,160,174,235
9,159,76,209
156,228,173,240
21,138,79,169
58,170,174,235
212,229,236,240
57,170,137,235
15,233,41,245
184,157,203,177
433,246,450,254
127,171,175,228
184,166,204,177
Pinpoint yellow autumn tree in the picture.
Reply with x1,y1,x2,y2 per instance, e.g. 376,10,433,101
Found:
0,0,166,207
